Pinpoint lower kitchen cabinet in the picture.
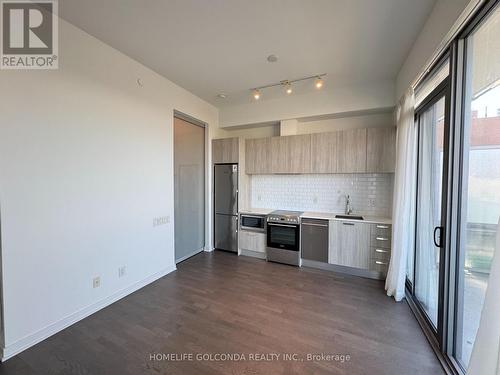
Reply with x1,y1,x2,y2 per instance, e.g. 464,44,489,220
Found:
239,230,266,254
329,220,370,269
368,223,392,275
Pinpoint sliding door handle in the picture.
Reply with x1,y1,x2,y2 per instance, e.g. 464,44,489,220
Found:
433,226,443,248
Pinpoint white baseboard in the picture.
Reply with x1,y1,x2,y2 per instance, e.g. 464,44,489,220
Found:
1,265,176,362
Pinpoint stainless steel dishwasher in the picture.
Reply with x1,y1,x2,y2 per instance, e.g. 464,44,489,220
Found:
301,218,329,263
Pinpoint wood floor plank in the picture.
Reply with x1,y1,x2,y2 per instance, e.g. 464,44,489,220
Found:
0,251,444,374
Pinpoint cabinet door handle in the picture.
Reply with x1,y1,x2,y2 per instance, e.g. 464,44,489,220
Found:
343,222,355,226
375,249,388,253
375,260,388,265
376,237,389,241
376,225,389,229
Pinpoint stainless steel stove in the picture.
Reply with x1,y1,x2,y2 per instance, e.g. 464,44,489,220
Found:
266,210,303,266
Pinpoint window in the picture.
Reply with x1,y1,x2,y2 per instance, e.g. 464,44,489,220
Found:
454,4,500,368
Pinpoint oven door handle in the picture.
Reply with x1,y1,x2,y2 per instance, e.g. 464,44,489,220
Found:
268,223,297,228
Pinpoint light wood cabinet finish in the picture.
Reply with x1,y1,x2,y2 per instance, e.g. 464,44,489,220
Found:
369,223,392,275
245,126,395,174
366,127,396,172
311,132,338,173
212,138,239,164
245,137,272,174
271,136,289,173
329,220,370,269
270,134,311,174
337,129,367,173
288,134,311,173
239,230,266,253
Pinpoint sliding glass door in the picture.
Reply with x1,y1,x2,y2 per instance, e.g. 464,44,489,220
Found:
405,2,499,373
454,3,500,369
413,83,449,333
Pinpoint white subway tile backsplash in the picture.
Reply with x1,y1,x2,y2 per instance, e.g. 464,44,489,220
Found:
250,174,394,217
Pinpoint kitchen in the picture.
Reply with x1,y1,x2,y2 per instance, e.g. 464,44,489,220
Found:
213,121,395,280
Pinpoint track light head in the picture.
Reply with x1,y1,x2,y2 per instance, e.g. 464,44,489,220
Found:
315,76,323,89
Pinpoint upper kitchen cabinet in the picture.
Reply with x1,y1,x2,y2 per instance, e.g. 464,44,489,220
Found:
212,138,239,164
287,134,311,173
311,132,337,173
366,127,396,173
245,137,272,174
270,136,289,173
337,129,367,173
271,134,311,174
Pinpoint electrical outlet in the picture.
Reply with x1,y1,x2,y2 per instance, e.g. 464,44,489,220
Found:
153,216,169,227
369,199,376,207
313,196,318,204
93,276,101,288
118,266,126,278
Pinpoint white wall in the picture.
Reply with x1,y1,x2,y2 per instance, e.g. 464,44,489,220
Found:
219,80,395,128
0,19,218,359
396,0,470,99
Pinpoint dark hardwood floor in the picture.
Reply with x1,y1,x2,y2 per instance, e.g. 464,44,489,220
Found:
0,251,444,374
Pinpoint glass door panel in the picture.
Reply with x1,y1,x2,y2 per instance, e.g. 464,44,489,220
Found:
455,4,500,368
415,95,447,329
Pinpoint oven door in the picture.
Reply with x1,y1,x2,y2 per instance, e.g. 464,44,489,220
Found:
267,223,300,251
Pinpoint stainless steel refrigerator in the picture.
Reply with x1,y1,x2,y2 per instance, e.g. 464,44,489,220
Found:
214,164,238,252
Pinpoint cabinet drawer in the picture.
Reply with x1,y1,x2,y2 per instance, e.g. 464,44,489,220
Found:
371,247,391,261
239,231,266,253
371,234,391,249
370,259,389,274
371,223,392,238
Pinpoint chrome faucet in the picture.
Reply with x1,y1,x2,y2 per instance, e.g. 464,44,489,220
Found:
345,194,353,215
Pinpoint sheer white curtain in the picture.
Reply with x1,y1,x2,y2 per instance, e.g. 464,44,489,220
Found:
386,89,416,301
414,104,440,320
467,218,500,375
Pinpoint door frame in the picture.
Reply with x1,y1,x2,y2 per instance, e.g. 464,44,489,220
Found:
173,110,208,263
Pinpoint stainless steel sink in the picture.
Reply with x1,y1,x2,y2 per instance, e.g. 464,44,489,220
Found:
335,214,364,220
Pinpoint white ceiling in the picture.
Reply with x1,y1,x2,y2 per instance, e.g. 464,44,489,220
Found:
59,0,437,107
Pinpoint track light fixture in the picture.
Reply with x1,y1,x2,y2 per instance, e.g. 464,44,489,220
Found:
315,76,323,89
251,73,326,100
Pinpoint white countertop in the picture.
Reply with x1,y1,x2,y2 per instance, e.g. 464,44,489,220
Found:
301,211,392,224
239,208,274,215
239,208,391,224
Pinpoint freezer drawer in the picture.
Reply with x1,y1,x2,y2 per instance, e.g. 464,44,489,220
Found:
301,219,329,263
215,214,238,252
